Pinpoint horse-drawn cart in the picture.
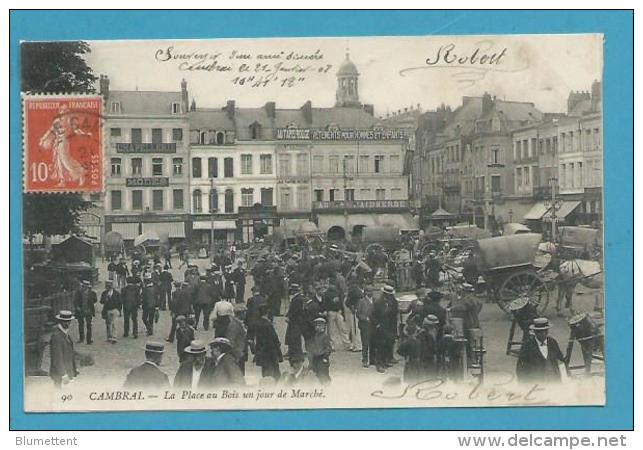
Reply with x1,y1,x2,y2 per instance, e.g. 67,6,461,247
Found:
476,233,550,314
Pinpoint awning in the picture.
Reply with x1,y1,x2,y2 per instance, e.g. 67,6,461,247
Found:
192,220,237,231
134,230,160,247
142,222,186,238
430,207,455,218
523,202,550,220
111,223,139,240
542,201,581,220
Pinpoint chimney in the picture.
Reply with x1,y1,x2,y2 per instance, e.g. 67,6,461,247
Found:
264,101,276,119
363,104,374,116
482,92,494,115
99,75,110,98
300,100,312,125
225,100,236,120
591,80,601,110
181,79,188,113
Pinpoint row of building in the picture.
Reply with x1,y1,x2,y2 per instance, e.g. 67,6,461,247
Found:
99,54,414,246
95,53,602,247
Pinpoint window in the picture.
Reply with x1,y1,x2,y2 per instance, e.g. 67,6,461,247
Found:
110,101,121,114
131,158,143,176
224,157,234,178
172,128,183,141
209,189,218,212
359,155,370,173
173,189,184,210
546,138,552,154
391,188,402,199
260,155,272,174
313,155,324,172
515,141,521,161
192,157,202,178
192,190,202,213
241,154,253,175
152,158,163,176
260,188,273,206
585,129,592,151
208,157,218,178
578,162,583,186
329,189,337,202
280,188,291,210
523,168,529,187
516,168,522,187
152,190,164,211
241,188,254,207
314,189,324,202
131,190,143,210
110,128,121,137
152,128,163,144
374,155,385,173
594,128,601,150
389,155,400,172
250,123,262,140
110,158,121,176
216,132,225,145
530,138,536,158
173,158,183,176
329,155,340,173
343,155,355,173
279,155,291,177
111,191,122,210
199,131,207,145
360,188,371,199
297,153,309,176
224,189,234,213
344,189,355,201
490,146,501,165
296,188,309,209
522,140,528,159
375,188,386,200
172,102,181,114
131,128,142,144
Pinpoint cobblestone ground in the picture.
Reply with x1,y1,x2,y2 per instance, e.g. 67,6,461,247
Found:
62,256,603,387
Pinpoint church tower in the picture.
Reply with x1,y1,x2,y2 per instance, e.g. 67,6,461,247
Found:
335,51,360,108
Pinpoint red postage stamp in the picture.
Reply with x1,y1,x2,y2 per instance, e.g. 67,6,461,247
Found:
23,95,103,193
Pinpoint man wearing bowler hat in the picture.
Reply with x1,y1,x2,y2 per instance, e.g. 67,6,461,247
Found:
209,337,245,386
49,310,78,388
173,340,212,390
124,341,170,389
73,280,97,345
121,276,142,339
516,317,566,383
372,285,399,372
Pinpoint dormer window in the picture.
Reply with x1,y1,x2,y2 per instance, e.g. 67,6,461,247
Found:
199,131,207,145
250,122,262,140
216,131,225,145
110,101,121,114
172,102,182,114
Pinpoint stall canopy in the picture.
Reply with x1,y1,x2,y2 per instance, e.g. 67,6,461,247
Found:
141,222,185,238
523,202,550,220
429,208,456,219
53,235,95,265
134,230,161,248
542,201,581,221
192,220,237,230
111,223,139,240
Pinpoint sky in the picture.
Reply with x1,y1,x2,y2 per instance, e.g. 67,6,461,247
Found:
85,34,602,116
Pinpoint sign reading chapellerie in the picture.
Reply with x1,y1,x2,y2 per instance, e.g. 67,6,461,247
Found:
275,128,407,141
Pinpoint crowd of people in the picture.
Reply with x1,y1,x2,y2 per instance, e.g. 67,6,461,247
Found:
50,236,601,391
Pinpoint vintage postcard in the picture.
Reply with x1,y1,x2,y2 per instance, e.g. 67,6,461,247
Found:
20,33,605,412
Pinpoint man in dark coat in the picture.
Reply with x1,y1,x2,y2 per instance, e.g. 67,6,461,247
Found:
124,341,170,389
516,317,566,383
302,283,324,351
167,281,193,343
253,305,283,380
175,315,195,363
208,337,245,386
418,315,442,378
159,265,173,311
173,340,213,389
307,317,332,385
356,286,375,368
141,274,158,336
49,311,78,388
121,277,141,339
213,301,248,374
73,280,97,344
245,286,267,342
372,285,399,372
193,277,215,331
100,280,122,343
231,261,247,304
285,284,307,360
397,322,422,383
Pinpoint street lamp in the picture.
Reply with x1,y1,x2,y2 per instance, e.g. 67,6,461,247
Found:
544,177,562,242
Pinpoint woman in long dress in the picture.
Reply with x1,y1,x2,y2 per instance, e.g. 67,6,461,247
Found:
38,105,91,187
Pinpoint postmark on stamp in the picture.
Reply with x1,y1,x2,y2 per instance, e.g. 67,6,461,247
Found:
23,95,103,193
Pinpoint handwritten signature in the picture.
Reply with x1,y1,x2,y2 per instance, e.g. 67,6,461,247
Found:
371,374,549,405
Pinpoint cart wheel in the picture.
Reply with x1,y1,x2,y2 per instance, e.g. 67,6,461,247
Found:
497,270,550,315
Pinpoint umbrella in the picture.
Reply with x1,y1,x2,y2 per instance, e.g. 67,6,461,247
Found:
134,230,161,248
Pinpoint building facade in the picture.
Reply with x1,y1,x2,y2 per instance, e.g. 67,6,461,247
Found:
102,76,191,243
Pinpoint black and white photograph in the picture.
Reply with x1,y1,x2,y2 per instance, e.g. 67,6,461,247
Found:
20,33,606,411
